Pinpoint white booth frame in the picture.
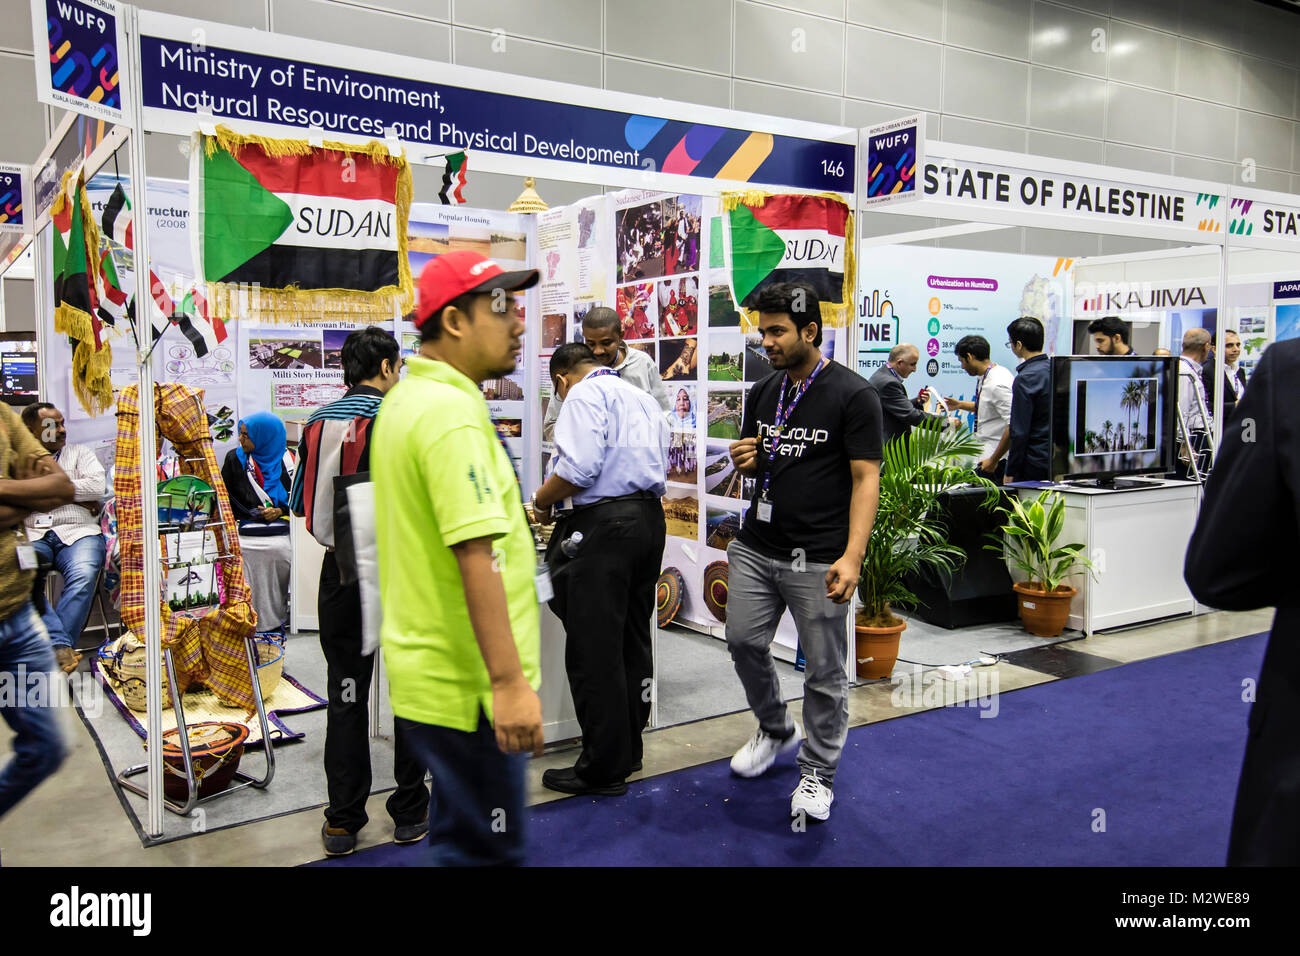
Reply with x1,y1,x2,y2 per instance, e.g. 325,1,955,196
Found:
19,2,862,837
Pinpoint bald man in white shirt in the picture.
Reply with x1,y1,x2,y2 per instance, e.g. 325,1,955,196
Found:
532,342,669,798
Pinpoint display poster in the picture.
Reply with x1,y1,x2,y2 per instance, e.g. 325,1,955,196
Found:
30,0,132,127
861,114,922,208
407,202,534,486
857,245,1069,429
0,165,30,234
32,113,113,223
535,195,612,475
48,174,214,465
135,11,853,194
1272,279,1300,344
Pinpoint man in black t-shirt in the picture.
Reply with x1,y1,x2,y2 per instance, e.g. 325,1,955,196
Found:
725,282,882,823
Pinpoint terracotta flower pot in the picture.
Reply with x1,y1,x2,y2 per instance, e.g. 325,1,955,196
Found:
1012,582,1078,637
854,617,907,679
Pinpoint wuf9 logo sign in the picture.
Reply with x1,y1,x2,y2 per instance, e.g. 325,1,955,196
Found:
0,165,30,235
862,114,925,208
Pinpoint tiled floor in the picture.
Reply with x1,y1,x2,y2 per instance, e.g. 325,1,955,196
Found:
0,607,1273,867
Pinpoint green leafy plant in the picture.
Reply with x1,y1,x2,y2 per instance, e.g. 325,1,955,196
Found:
857,424,1000,627
986,489,1095,592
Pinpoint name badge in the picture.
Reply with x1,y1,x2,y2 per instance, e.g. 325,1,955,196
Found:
534,562,554,603
16,545,38,570
33,514,53,529
756,500,773,523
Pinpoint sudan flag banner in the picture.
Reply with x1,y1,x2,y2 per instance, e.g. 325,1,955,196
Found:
51,168,113,415
723,191,855,333
192,126,414,322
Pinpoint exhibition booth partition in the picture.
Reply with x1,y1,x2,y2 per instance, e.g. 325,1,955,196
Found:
10,1,860,836
10,1,1300,839
855,138,1300,634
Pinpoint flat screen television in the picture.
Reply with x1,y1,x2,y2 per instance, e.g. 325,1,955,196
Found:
1050,355,1178,485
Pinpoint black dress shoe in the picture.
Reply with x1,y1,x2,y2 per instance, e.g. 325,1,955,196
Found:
321,821,357,856
542,767,627,796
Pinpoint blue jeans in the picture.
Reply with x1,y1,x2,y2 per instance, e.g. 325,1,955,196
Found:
32,532,106,649
0,602,66,819
397,711,526,866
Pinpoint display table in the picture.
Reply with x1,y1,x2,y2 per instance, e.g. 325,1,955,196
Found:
540,604,582,743
1007,478,1200,636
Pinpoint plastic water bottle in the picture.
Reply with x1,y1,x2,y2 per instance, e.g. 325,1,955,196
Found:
560,531,585,557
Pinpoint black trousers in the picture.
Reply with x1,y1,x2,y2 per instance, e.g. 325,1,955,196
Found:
398,711,527,866
319,549,429,832
1227,671,1300,866
545,497,666,785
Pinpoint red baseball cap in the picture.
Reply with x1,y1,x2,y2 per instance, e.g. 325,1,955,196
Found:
414,250,539,327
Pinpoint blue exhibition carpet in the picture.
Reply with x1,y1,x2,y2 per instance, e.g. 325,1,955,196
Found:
309,634,1267,867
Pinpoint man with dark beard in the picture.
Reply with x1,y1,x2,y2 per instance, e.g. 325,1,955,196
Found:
725,281,882,823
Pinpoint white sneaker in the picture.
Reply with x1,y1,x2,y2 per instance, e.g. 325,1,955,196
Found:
790,771,834,821
730,723,802,778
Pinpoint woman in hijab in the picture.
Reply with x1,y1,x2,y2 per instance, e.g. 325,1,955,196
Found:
220,411,294,634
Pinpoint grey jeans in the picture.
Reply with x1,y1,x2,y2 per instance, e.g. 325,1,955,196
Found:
725,537,851,785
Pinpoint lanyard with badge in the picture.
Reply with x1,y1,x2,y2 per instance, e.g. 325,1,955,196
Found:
756,357,826,523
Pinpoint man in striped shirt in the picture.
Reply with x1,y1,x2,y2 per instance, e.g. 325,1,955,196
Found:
289,327,429,857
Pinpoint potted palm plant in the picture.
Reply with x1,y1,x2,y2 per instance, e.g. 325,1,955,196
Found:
987,490,1094,637
855,424,999,679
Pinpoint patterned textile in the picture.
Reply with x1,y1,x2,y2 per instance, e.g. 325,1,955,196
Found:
115,383,258,714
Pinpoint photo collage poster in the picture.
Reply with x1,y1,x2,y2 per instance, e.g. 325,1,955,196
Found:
608,189,712,628
403,203,535,487
533,194,611,491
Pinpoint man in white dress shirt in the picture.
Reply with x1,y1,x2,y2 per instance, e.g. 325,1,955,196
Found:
943,335,1015,485
532,342,669,797
541,307,671,442
20,403,106,672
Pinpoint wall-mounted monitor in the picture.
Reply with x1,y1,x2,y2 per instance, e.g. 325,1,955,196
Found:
1,346,37,403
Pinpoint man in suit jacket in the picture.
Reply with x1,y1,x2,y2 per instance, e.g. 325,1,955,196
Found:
1201,329,1248,422
867,344,958,451
1184,337,1300,865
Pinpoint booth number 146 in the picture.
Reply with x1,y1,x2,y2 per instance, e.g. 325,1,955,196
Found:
821,160,845,178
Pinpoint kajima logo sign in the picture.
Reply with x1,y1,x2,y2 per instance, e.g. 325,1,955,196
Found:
858,288,898,352
30,0,130,125
1075,281,1208,313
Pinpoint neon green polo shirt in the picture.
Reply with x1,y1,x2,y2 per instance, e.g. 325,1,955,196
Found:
372,355,539,731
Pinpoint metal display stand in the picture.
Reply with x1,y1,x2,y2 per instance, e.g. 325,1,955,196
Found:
1174,366,1216,483
115,632,276,816
113,482,278,815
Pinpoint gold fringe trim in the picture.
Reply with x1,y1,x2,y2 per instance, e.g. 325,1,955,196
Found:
720,190,856,330
55,304,114,415
201,125,415,322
